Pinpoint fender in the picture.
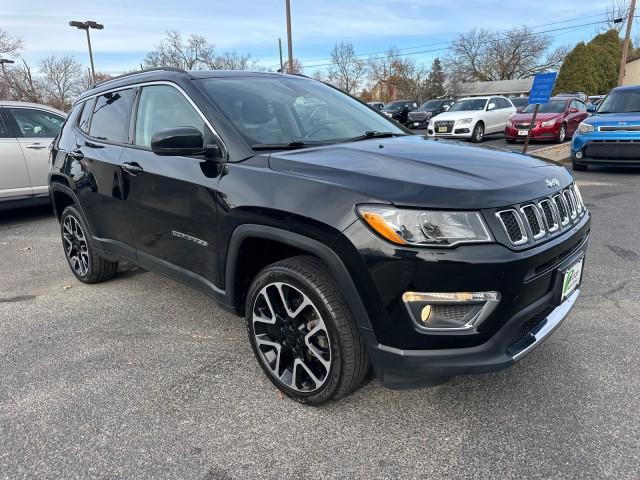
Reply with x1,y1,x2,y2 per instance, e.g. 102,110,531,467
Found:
224,224,377,343
49,180,82,221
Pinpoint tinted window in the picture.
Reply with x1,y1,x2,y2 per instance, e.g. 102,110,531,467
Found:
89,89,134,143
77,98,95,133
134,85,205,148
523,100,567,114
8,108,65,138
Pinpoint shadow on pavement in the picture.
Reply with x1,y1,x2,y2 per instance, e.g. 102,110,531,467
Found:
0,204,55,227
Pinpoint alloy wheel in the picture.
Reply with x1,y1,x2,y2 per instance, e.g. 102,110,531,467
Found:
474,124,484,142
62,215,90,277
559,125,566,143
251,282,332,393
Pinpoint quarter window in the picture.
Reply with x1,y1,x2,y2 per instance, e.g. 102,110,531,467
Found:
8,108,65,138
0,112,10,138
89,89,134,143
77,98,95,133
134,85,204,147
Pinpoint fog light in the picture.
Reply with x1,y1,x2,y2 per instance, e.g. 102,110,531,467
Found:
402,291,500,331
576,151,583,159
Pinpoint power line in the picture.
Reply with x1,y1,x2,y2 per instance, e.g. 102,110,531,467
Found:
301,18,617,69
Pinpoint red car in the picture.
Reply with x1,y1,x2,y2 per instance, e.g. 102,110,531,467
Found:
505,96,589,143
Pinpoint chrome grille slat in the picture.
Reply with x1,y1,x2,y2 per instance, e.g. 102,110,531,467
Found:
496,184,586,247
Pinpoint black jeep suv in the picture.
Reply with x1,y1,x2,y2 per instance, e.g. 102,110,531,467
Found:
49,69,590,404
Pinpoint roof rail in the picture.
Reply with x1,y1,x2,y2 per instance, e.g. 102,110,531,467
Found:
91,66,189,89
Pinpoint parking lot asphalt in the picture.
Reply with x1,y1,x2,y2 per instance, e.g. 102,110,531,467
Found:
1,168,639,479
413,129,560,153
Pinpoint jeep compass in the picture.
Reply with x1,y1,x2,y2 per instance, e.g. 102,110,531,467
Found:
49,69,590,404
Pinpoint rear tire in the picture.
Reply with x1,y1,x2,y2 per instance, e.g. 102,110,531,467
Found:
572,161,587,171
60,205,118,284
471,122,484,143
245,256,369,405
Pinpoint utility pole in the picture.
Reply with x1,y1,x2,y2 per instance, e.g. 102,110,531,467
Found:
278,38,284,73
0,58,15,99
69,20,104,82
618,0,637,86
285,0,294,73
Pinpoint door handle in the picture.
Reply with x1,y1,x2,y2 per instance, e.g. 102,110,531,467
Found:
121,162,144,176
26,143,47,150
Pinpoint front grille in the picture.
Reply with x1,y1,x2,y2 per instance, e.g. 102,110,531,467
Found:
585,140,640,159
514,123,531,129
510,308,554,346
434,120,454,133
496,184,586,247
497,210,526,244
599,125,640,132
409,112,430,122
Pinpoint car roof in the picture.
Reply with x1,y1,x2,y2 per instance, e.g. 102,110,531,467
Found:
610,85,640,93
0,101,67,116
457,96,491,101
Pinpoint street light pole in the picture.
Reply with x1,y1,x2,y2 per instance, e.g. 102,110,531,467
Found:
285,0,294,73
69,20,104,82
618,0,637,86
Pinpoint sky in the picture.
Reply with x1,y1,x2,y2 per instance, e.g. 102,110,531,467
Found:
0,0,626,75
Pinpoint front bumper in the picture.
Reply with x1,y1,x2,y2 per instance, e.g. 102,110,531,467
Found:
370,288,579,388
572,131,640,166
505,124,561,141
426,128,473,139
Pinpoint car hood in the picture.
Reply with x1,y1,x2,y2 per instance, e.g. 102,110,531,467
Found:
268,135,572,209
582,112,640,126
510,112,563,123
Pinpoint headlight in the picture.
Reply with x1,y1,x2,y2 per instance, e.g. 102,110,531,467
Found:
578,122,595,134
357,205,492,247
541,119,556,127
506,119,513,127
456,118,473,125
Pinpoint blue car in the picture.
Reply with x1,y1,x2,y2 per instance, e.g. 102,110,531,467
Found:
571,85,640,171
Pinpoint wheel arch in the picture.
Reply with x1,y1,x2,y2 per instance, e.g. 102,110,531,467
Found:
224,224,376,336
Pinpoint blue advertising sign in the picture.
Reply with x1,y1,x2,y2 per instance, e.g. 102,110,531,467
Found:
528,72,558,104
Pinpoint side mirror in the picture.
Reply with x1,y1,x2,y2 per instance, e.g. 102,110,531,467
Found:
442,105,450,111
568,107,579,113
151,127,204,156
586,105,597,113
487,102,496,111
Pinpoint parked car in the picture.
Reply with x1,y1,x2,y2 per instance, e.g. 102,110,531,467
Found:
556,92,589,104
427,96,516,142
510,97,529,112
505,96,589,143
587,95,605,106
407,99,454,129
0,101,66,210
367,101,385,110
49,69,589,404
381,100,418,124
572,85,640,170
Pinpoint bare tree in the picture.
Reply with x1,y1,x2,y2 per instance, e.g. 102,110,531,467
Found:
210,51,257,70
283,58,304,74
604,0,629,32
327,42,366,95
0,29,23,57
144,31,215,70
447,27,567,82
5,59,42,103
367,48,429,102
39,56,83,111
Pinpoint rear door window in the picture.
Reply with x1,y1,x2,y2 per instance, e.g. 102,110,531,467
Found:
77,98,95,133
89,89,135,143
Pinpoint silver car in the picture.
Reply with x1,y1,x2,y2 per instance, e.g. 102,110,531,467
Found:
0,101,66,210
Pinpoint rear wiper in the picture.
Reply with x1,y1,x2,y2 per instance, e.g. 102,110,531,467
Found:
251,140,326,150
345,131,406,142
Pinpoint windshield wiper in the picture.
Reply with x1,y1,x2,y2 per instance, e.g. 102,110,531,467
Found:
345,131,406,142
251,140,327,150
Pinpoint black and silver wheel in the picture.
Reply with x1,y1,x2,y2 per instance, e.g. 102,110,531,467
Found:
557,124,567,143
246,256,368,404
60,205,118,283
471,122,484,143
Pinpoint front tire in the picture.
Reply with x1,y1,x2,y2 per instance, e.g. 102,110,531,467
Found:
60,205,118,283
471,122,484,143
557,124,567,143
245,256,369,405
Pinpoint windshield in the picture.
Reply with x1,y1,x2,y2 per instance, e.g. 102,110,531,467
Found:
522,100,567,114
448,99,487,112
199,77,404,147
511,98,528,106
383,101,411,110
597,90,640,113
419,100,441,110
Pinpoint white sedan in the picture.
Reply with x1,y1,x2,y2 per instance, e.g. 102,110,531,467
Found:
426,96,516,143
0,101,66,211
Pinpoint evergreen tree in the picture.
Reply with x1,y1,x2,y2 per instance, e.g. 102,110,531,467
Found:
426,58,446,98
